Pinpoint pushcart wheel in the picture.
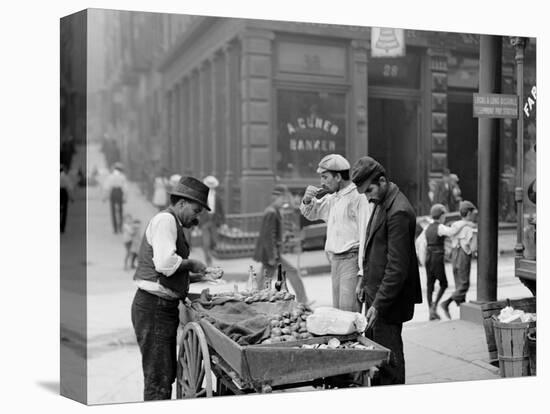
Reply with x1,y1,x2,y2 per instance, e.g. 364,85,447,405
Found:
176,322,213,398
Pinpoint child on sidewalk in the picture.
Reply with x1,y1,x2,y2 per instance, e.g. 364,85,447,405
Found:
424,204,474,320
122,214,134,270
440,200,478,319
129,218,142,269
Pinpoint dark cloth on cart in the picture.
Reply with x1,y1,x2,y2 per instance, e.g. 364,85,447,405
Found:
192,301,272,346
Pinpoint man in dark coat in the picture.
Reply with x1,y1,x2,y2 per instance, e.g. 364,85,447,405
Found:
433,168,461,212
253,184,308,303
351,156,422,385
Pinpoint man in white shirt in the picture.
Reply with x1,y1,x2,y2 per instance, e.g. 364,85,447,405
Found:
103,162,128,234
200,175,225,266
131,176,222,400
300,154,371,312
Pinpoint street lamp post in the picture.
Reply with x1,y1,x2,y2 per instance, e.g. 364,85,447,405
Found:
510,37,528,259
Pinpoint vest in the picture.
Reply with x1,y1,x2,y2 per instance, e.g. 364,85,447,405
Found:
133,209,190,299
425,222,444,250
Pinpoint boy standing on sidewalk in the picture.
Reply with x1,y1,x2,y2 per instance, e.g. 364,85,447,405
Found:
440,200,478,319
424,204,474,320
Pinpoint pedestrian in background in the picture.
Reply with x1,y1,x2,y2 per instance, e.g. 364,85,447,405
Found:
449,173,462,211
440,200,478,319
253,184,308,304
352,156,422,385
300,154,371,313
60,164,74,234
152,168,170,211
200,175,225,266
432,168,454,211
423,204,474,320
122,213,134,270
103,162,128,234
130,218,142,269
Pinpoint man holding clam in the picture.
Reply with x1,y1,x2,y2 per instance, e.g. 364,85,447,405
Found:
300,154,372,313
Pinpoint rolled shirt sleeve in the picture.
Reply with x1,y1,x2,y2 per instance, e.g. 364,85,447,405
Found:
147,213,183,276
300,194,332,222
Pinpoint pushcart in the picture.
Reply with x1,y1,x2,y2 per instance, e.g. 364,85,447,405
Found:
175,296,390,398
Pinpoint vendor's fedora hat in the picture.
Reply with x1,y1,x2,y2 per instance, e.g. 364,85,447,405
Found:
169,176,211,211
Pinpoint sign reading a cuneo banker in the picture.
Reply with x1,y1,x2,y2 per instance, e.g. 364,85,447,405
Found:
473,93,518,119
371,28,405,57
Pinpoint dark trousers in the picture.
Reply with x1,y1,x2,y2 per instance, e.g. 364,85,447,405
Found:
257,258,308,304
110,188,123,233
450,247,472,305
366,318,405,385
131,289,180,400
425,249,448,306
60,188,69,233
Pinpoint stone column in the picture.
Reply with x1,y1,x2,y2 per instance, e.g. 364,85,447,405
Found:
190,69,199,175
350,39,369,161
161,90,171,170
427,49,449,187
168,88,177,172
173,82,181,173
209,53,219,178
239,29,275,213
198,63,207,178
223,43,237,213
182,77,192,175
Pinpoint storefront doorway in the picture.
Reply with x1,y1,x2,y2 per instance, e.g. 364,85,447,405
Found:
447,91,478,207
368,97,422,211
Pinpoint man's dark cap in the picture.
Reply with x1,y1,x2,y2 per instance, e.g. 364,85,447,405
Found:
351,156,386,188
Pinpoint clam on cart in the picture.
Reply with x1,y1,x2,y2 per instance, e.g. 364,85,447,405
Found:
176,289,391,398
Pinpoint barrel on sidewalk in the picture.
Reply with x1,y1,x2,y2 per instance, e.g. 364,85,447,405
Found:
527,331,536,375
492,317,536,377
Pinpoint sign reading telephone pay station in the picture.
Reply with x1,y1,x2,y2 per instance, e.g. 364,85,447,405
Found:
473,93,518,119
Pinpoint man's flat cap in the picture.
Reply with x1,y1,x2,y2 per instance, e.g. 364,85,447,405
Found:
351,156,386,188
316,154,351,174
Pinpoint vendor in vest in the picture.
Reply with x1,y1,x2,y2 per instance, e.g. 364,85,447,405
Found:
131,175,218,401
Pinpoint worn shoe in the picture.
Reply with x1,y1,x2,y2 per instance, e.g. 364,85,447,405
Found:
440,299,452,319
429,308,441,320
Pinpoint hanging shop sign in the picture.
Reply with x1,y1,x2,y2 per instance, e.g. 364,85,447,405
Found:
371,28,406,57
473,93,518,119
523,85,536,118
